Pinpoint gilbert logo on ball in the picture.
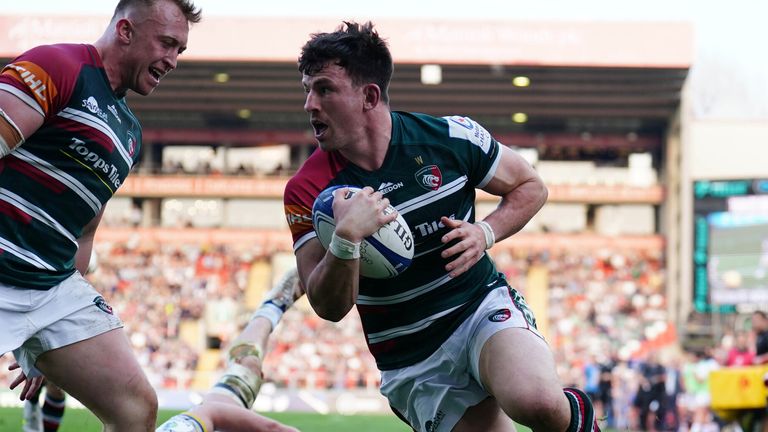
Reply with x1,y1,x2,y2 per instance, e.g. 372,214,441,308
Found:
312,185,414,279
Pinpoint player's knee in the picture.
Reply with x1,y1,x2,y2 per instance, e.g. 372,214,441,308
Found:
502,389,566,428
135,384,159,426
110,376,158,428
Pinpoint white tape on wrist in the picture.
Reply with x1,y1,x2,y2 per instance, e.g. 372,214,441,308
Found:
211,363,262,408
0,139,10,158
476,220,496,250
227,342,263,364
251,302,283,330
0,108,25,158
329,232,361,260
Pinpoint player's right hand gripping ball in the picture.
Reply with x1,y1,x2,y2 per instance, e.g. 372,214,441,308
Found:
312,185,414,278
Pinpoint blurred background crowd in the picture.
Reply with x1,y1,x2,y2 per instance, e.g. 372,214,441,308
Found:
2,235,761,431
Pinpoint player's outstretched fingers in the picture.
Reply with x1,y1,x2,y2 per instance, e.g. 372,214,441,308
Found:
439,217,486,278
8,362,44,401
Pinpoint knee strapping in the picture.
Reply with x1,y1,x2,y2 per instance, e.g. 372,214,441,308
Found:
211,363,262,408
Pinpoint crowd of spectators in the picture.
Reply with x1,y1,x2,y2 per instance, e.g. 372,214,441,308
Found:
3,239,766,432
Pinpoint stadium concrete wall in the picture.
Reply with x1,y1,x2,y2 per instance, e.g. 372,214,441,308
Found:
687,121,768,180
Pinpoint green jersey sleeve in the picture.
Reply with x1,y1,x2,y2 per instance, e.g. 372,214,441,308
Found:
441,115,502,188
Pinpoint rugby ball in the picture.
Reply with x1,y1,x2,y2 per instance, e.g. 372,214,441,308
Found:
312,185,414,279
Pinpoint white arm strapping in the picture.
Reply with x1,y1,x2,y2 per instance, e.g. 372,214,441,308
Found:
476,220,496,250
0,108,25,157
329,232,361,260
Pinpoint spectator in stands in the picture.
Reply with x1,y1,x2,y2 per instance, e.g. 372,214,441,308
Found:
725,331,755,366
597,355,615,429
584,355,602,412
684,350,719,432
753,311,768,365
662,354,685,432
608,356,636,430
634,352,667,431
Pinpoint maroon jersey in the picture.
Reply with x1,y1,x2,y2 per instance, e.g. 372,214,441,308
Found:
0,44,142,289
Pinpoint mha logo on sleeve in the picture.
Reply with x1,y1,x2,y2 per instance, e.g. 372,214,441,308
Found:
445,115,492,154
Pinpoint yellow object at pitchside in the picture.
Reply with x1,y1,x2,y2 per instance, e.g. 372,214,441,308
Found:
710,366,768,410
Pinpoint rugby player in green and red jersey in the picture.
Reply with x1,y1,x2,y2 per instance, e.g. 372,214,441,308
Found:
284,21,601,432
0,1,200,430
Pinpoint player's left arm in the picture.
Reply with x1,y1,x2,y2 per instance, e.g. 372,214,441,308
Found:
442,145,547,277
480,145,548,240
75,207,105,275
0,45,79,158
0,88,43,158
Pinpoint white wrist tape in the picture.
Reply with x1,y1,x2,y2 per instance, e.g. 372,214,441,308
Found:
227,342,263,364
329,232,360,260
251,302,283,330
476,220,496,250
211,363,262,408
211,342,264,407
0,108,25,158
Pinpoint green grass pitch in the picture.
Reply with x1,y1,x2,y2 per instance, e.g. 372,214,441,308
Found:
0,407,541,431
0,407,627,431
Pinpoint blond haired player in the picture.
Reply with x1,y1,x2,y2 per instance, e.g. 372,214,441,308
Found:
1,1,201,430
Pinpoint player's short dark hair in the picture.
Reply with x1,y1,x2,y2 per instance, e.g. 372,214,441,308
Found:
755,310,768,320
298,21,393,103
113,0,202,24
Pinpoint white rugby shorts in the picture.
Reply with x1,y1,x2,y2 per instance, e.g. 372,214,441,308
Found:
0,272,123,377
380,285,544,432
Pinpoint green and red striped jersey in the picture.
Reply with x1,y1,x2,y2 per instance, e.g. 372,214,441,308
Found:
284,111,505,370
0,44,141,289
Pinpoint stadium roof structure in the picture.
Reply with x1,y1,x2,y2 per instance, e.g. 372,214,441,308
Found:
0,15,693,151
131,61,689,148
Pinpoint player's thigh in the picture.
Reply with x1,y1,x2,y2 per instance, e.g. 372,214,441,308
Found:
477,327,565,419
8,272,123,377
380,343,489,432
35,328,156,421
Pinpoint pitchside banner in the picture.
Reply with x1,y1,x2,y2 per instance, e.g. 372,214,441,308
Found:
693,179,768,313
